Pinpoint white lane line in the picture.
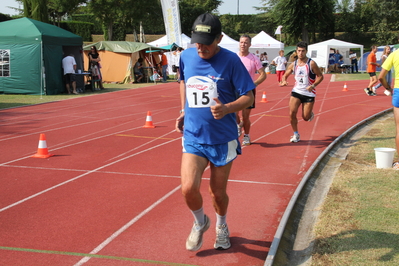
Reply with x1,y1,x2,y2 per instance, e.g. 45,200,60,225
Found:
0,87,177,127
0,101,179,142
297,77,331,175
107,130,178,161
0,121,177,166
73,185,182,266
1,164,296,187
0,137,180,213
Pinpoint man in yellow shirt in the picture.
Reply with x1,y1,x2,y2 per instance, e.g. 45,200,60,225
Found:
378,47,398,169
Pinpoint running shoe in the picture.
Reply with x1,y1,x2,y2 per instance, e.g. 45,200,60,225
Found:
364,88,371,96
214,224,231,250
242,135,251,146
186,215,210,251
237,124,242,137
290,133,300,143
307,112,314,122
370,92,377,96
384,89,392,96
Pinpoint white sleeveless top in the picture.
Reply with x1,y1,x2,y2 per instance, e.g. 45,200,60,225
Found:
292,58,316,97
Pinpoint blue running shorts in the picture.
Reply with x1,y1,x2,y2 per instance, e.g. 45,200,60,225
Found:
182,138,241,167
393,89,399,108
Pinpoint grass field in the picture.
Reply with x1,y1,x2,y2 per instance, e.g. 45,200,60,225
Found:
311,115,399,265
0,82,156,109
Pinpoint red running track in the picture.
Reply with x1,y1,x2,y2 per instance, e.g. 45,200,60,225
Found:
0,75,392,265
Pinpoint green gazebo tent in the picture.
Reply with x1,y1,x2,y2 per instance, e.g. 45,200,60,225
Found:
0,17,83,95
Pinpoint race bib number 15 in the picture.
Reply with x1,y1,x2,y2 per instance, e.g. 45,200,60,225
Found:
186,76,218,108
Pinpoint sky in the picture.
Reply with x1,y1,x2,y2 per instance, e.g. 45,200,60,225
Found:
0,0,263,16
0,0,20,15
218,0,262,15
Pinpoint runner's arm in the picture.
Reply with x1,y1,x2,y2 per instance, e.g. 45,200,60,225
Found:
254,67,267,86
211,90,254,120
307,61,324,92
378,69,392,93
280,63,294,86
175,80,186,133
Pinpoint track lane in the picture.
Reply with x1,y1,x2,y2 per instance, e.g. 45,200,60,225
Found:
0,75,393,265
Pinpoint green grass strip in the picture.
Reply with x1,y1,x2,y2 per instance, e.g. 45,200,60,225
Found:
0,246,196,266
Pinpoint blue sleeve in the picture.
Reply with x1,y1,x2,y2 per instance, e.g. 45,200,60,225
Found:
231,56,255,97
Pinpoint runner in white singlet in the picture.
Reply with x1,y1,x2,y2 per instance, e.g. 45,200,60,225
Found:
280,41,324,143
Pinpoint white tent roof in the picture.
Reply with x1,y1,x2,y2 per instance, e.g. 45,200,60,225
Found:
148,33,192,49
251,31,284,49
307,38,364,70
310,38,363,49
219,32,239,53
248,31,284,62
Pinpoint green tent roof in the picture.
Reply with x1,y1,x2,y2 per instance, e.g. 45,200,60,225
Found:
83,41,167,53
0,17,82,45
160,43,180,51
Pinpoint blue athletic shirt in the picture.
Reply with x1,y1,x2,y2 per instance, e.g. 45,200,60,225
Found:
180,47,255,145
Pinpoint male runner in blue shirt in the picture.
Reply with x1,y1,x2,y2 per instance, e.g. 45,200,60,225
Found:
175,13,254,251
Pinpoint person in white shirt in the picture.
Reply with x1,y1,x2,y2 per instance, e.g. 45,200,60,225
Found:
281,42,324,143
174,47,183,81
62,54,78,94
349,50,358,73
271,50,288,84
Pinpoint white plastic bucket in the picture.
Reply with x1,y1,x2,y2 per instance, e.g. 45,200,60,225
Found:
374,148,396,169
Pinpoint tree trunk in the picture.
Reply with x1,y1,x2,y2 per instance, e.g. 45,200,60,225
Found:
302,26,309,44
107,21,113,41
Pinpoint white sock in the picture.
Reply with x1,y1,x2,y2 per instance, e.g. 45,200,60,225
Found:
191,207,205,224
216,212,227,226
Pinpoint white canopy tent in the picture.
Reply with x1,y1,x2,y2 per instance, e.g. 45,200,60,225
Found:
219,32,239,53
249,31,284,61
307,39,364,72
147,33,192,49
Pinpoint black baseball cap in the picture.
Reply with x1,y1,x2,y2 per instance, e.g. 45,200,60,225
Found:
191,13,222,45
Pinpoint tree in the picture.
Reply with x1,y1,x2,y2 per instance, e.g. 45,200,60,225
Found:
259,0,335,44
48,0,86,26
121,0,163,39
369,0,399,44
178,0,222,35
23,0,50,22
89,0,125,40
0,13,13,22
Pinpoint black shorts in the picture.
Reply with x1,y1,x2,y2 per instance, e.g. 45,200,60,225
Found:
368,72,376,77
247,89,256,109
291,91,315,103
64,73,76,84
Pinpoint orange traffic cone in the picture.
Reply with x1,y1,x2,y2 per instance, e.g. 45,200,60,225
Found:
142,111,156,128
32,134,54,158
260,91,268,103
342,83,348,92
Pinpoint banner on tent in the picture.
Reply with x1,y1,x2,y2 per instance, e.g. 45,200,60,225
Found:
160,0,182,46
